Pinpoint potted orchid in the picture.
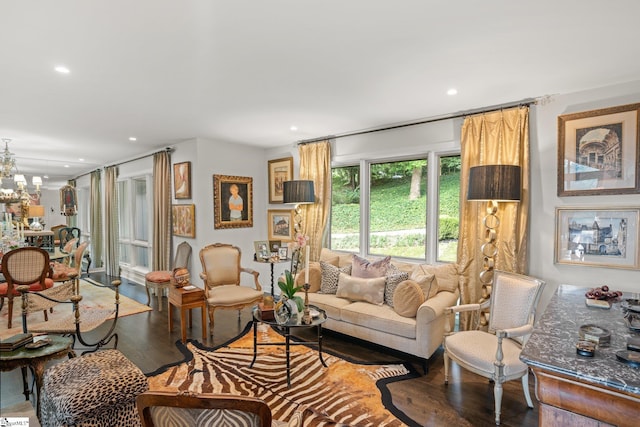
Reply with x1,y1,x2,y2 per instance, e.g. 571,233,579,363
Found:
275,270,304,324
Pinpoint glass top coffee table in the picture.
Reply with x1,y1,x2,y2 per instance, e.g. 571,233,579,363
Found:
250,304,328,387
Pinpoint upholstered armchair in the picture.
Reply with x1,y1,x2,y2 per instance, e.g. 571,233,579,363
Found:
136,391,273,427
144,241,192,311
199,243,263,335
443,270,545,425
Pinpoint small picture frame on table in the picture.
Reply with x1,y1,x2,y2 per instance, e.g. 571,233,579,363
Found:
278,247,288,260
254,240,269,260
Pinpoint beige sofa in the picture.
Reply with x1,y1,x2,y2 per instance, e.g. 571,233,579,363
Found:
294,248,460,366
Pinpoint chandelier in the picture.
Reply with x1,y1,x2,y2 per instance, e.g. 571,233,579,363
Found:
1,138,17,181
0,138,42,205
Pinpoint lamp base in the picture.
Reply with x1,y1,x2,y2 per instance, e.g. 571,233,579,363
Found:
30,218,44,231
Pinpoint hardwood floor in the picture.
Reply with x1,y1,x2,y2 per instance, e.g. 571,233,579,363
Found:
1,273,539,427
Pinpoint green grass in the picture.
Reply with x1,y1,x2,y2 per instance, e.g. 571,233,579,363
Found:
331,171,460,261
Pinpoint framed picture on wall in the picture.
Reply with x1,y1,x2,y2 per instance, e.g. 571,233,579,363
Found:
172,204,196,238
554,206,640,270
267,209,294,241
557,103,640,196
173,161,192,199
268,157,293,203
213,174,253,229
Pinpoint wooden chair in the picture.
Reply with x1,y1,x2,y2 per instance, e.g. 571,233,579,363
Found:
51,241,89,282
0,247,54,329
136,391,272,427
58,226,81,251
144,241,192,311
17,274,121,354
443,270,545,425
199,243,263,335
50,223,67,247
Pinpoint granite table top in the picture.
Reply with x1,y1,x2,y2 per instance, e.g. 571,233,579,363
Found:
520,284,640,395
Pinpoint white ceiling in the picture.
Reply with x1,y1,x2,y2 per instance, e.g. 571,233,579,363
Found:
2,0,640,189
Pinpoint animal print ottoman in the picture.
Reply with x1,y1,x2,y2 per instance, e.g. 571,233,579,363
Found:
40,349,148,427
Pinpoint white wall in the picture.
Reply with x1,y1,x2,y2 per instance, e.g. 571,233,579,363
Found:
172,137,274,289
530,80,640,309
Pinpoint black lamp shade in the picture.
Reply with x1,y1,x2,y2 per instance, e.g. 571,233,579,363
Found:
467,165,521,202
283,180,315,204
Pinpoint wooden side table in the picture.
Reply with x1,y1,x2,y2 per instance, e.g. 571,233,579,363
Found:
168,286,207,343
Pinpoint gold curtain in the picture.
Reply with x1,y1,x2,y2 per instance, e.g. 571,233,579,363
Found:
152,151,171,271
298,140,331,261
457,106,530,329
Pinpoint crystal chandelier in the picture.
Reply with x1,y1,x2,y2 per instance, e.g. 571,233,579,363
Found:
1,138,17,181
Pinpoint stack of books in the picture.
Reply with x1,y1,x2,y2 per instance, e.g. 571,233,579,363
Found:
0,333,34,352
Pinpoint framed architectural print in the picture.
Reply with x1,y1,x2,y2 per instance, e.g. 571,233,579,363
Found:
173,161,192,199
267,209,294,241
213,174,253,229
268,157,293,203
554,206,639,270
557,103,640,196
172,204,195,238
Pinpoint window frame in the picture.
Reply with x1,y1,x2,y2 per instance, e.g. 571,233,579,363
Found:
330,149,460,264
117,174,153,275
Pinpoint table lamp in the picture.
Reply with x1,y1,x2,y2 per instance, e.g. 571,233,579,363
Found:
28,204,46,231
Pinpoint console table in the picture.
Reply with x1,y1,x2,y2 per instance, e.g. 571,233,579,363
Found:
520,285,640,426
24,230,55,251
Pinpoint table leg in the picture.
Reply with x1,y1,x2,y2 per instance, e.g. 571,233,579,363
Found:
200,304,207,341
318,324,327,367
285,326,291,387
180,307,187,343
249,321,258,368
20,367,29,400
270,262,275,297
168,302,173,332
188,309,193,329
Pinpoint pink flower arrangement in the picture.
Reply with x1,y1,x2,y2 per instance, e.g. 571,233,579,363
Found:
295,233,309,249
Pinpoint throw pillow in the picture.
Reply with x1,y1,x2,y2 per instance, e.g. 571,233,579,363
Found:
294,262,322,293
417,264,459,293
384,270,410,307
393,280,426,317
319,261,352,294
336,273,386,305
410,268,438,300
351,254,391,278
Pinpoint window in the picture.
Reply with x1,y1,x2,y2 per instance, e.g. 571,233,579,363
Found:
117,176,151,271
330,153,460,263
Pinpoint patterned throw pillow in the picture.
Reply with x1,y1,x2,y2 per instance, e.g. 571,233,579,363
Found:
319,261,352,294
351,254,391,278
336,273,386,305
384,270,410,307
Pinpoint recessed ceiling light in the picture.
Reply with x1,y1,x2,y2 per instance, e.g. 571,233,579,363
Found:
447,88,458,96
290,126,298,132
64,165,70,168
43,175,49,179
55,66,70,74
129,137,137,141
78,158,85,162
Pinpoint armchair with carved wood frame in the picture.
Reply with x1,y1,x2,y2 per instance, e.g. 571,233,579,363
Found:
199,243,263,336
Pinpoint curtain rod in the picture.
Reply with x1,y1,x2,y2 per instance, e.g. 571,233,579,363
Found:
297,98,537,145
74,147,173,180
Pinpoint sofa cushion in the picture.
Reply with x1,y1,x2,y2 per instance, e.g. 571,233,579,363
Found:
410,268,438,299
351,254,391,278
307,292,352,320
417,263,458,293
336,273,386,305
384,270,410,307
319,262,352,294
294,262,322,293
393,280,426,317
340,302,417,339
320,248,352,267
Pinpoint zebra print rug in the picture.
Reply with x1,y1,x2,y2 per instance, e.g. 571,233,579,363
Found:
146,323,419,426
